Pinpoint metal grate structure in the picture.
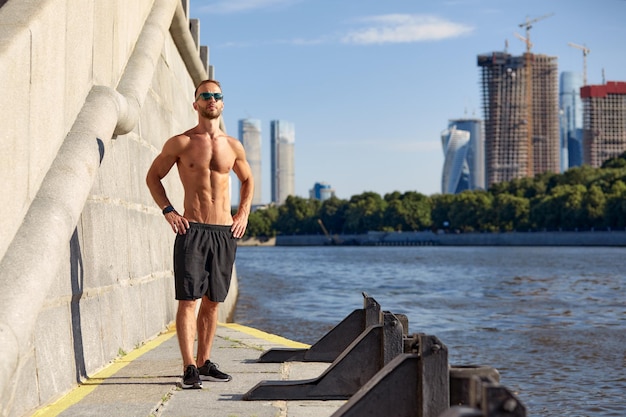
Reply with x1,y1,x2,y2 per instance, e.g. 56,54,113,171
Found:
581,81,626,167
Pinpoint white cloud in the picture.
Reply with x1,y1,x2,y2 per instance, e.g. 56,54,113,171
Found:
199,0,298,14
341,14,474,45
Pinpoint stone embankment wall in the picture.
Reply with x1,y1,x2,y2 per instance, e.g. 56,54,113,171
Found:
0,1,236,416
270,230,626,246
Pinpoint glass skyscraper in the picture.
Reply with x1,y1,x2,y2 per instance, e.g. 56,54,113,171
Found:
441,126,471,194
238,119,263,206
441,118,484,194
270,120,295,204
560,71,584,170
448,118,485,191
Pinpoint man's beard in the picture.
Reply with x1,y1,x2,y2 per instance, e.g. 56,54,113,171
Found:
199,108,221,120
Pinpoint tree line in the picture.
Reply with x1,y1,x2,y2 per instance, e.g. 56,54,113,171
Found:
245,152,626,238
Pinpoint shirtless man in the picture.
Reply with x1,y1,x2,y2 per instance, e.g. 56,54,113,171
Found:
146,79,254,389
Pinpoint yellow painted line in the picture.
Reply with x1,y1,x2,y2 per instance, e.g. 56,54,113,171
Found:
31,322,307,416
219,322,311,349
31,325,176,417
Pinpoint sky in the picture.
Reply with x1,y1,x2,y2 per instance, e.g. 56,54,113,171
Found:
188,0,626,204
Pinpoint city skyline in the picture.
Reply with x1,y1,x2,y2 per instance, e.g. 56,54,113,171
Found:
189,0,626,203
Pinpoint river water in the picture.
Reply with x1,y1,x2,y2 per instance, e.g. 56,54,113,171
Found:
232,246,625,417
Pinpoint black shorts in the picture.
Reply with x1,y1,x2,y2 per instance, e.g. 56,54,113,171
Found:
173,223,237,302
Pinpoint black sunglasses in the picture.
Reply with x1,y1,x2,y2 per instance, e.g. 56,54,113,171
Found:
196,92,223,101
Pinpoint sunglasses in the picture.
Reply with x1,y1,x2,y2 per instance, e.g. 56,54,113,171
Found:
196,92,223,101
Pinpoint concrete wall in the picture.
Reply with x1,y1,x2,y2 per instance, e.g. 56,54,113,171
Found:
0,1,236,416
275,230,626,246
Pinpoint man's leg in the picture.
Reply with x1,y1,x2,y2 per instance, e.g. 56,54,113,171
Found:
196,295,218,365
176,299,199,370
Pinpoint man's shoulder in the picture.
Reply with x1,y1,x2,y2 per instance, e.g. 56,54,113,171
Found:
162,131,193,155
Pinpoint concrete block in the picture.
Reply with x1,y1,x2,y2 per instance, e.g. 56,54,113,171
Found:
127,209,149,279
0,22,32,260
80,201,126,289
64,0,94,128
189,18,200,49
92,1,117,86
77,295,106,376
161,35,198,129
34,304,76,402
28,0,69,192
96,133,131,201
120,284,147,351
138,277,170,337
200,45,208,72
8,353,38,417
45,231,74,299
97,288,125,362
126,133,148,203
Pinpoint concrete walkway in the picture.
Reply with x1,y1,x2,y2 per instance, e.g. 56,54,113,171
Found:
30,324,346,417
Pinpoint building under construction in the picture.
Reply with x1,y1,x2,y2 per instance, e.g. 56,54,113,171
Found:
581,81,626,167
477,51,560,187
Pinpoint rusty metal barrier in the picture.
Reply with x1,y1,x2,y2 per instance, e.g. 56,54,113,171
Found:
444,365,526,417
330,333,449,417
243,310,405,400
258,292,407,363
245,292,527,415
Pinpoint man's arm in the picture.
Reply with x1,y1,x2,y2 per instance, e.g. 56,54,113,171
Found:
146,136,189,234
231,140,254,239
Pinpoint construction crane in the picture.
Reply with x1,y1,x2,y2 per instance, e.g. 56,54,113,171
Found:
513,32,532,52
568,42,590,86
518,13,554,53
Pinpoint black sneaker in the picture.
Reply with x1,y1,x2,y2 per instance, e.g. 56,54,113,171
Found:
198,360,232,382
179,364,203,389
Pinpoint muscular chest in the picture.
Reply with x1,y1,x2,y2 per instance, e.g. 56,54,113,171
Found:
180,138,234,174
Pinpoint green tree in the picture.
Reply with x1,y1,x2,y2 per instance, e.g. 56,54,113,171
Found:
581,184,606,228
318,196,348,235
275,196,321,234
530,184,586,230
604,180,626,228
383,191,432,231
430,193,455,230
493,193,530,231
246,205,279,237
343,192,386,233
447,191,494,232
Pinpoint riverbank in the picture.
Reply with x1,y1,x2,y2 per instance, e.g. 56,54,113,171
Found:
239,230,626,246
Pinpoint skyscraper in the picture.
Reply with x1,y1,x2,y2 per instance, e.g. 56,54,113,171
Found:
270,120,295,204
560,72,584,170
238,119,262,206
447,118,485,191
581,81,626,167
477,51,560,187
441,126,470,194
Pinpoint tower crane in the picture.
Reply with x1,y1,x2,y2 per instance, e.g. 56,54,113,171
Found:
568,42,590,86
513,32,532,52
518,13,554,53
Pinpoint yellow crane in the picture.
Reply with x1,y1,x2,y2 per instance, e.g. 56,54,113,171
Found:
568,42,591,86
513,32,532,51
518,13,554,53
